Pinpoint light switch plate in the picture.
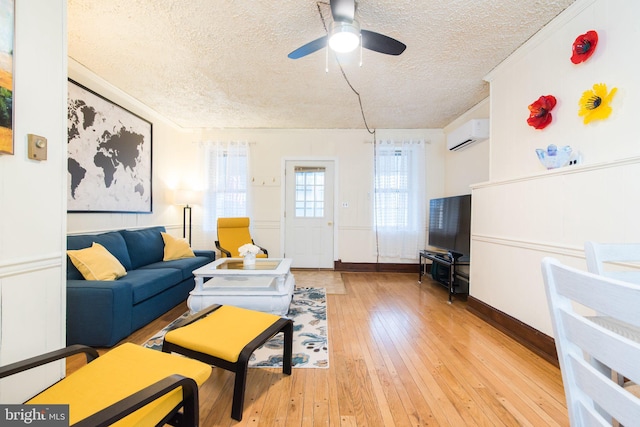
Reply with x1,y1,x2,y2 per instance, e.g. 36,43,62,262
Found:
27,134,47,160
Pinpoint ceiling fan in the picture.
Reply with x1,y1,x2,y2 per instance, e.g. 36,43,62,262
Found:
287,0,406,59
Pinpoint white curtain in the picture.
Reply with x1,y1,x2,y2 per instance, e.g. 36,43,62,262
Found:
202,141,249,232
374,139,426,259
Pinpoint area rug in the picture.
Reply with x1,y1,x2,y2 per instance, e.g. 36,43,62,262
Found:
142,287,328,369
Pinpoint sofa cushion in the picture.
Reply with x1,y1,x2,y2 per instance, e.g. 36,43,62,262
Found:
140,255,213,281
120,226,166,270
67,231,133,279
67,243,127,281
120,268,184,304
161,232,195,260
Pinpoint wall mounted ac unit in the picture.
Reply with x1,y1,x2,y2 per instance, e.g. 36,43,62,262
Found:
446,119,489,151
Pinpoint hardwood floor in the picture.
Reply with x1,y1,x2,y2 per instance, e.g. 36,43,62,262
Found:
67,272,568,426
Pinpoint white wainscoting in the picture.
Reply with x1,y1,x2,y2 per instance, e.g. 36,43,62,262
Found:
470,157,640,337
0,256,65,403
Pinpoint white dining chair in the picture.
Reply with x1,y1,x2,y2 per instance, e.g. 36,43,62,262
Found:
584,241,640,284
541,257,640,426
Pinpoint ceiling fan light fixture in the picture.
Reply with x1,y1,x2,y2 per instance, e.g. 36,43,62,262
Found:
328,21,361,53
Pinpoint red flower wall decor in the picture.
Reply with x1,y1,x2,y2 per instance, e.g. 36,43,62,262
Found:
527,95,557,130
571,30,598,64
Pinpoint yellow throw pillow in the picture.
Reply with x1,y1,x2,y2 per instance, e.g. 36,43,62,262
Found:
67,243,127,281
161,232,195,261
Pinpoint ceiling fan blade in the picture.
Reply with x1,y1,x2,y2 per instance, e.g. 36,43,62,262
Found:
361,29,406,56
288,35,328,59
330,0,355,22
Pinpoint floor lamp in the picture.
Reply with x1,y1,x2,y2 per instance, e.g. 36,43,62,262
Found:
175,189,201,246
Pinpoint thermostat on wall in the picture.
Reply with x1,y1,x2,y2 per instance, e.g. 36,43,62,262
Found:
27,134,47,161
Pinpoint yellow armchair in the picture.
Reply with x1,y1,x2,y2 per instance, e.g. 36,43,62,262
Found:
0,343,211,426
215,217,268,258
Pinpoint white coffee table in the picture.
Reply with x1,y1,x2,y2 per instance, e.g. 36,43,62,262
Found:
188,258,295,315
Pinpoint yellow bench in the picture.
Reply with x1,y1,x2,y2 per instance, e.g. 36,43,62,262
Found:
0,343,211,426
162,304,293,421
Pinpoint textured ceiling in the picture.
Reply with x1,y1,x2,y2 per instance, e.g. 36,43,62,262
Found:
67,0,575,129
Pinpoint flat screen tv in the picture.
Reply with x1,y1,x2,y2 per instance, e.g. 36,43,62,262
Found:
428,194,471,258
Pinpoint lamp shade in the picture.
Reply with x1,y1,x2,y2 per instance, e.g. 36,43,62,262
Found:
174,189,202,206
329,21,360,53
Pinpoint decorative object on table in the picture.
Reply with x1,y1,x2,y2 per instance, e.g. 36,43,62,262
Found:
570,30,598,64
0,0,14,155
578,83,617,124
535,144,573,169
67,79,152,213
527,95,557,130
143,287,329,369
239,243,261,266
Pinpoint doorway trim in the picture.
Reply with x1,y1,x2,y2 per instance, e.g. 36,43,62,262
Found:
281,156,339,268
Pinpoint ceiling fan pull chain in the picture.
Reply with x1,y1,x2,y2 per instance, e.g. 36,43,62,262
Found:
325,40,329,73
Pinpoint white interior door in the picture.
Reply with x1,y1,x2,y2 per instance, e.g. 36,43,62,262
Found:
284,160,334,268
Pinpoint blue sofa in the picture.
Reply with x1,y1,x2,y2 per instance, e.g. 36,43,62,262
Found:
66,226,215,347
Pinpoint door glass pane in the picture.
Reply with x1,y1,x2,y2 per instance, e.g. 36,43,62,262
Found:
294,167,325,218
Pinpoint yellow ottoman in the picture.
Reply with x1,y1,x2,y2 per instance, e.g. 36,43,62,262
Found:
162,304,293,421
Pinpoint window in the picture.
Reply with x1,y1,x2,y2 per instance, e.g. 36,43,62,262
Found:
294,167,325,218
373,140,426,258
374,149,410,227
203,141,249,231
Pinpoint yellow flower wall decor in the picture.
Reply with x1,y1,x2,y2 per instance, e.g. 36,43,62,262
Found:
578,83,617,124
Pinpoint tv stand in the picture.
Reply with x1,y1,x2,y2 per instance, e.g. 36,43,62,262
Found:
419,250,469,303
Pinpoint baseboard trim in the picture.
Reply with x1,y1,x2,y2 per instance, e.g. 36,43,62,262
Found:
466,296,559,367
334,261,418,273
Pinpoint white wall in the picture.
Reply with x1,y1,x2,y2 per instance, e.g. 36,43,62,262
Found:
175,128,446,263
471,0,640,336
0,0,67,402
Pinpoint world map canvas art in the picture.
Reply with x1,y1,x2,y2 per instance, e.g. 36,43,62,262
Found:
67,80,152,212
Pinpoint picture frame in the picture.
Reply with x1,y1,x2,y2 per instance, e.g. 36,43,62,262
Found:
67,79,153,213
0,0,14,155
